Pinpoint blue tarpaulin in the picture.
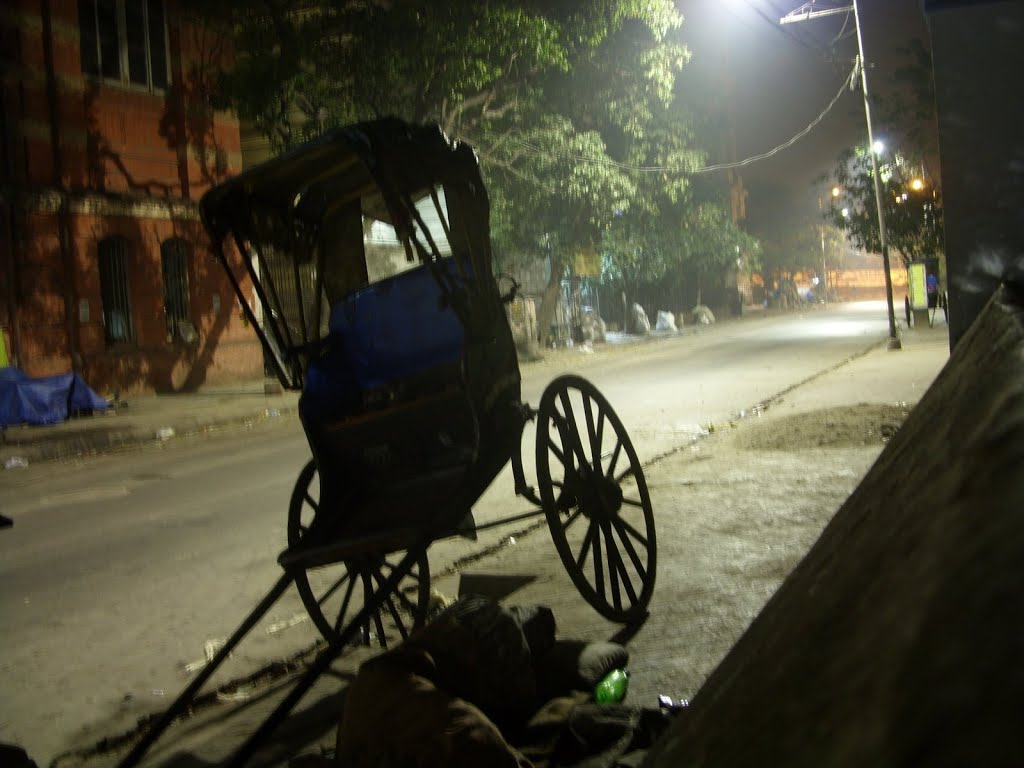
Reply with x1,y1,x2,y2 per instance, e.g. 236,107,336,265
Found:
0,368,109,427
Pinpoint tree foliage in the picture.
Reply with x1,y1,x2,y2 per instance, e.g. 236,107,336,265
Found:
825,146,943,267
873,38,940,180
188,0,752,339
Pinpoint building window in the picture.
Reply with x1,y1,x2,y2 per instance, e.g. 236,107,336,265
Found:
79,0,168,90
98,237,134,344
161,238,195,342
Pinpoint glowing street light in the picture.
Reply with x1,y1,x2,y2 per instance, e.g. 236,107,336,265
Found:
831,186,841,197
871,139,885,155
910,178,925,191
841,207,850,218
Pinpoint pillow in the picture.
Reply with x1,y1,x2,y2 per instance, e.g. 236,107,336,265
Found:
535,640,629,700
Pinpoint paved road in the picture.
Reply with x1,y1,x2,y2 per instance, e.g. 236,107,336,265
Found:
0,302,891,763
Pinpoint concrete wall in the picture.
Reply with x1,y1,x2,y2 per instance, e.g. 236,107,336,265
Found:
925,0,1024,349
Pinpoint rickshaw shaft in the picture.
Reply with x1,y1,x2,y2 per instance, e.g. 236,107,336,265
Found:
117,573,295,768
227,542,429,767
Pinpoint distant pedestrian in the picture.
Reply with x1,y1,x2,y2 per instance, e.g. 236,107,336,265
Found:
926,272,940,308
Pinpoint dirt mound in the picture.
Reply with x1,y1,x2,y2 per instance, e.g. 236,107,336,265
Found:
733,403,912,451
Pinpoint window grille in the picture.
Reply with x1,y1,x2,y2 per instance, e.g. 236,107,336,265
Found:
161,238,193,341
79,0,168,90
98,237,134,344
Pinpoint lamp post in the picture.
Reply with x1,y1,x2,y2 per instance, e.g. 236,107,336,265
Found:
817,191,830,305
820,213,827,305
854,4,900,349
782,0,901,349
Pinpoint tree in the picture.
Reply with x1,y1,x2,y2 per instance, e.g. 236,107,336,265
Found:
873,38,941,181
675,202,757,304
825,145,943,267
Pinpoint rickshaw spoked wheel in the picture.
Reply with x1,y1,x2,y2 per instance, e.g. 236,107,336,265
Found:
287,460,431,649
536,375,656,624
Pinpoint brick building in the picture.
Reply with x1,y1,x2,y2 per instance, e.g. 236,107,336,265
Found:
0,0,262,394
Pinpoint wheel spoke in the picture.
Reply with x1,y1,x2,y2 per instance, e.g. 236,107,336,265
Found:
601,522,622,612
606,439,623,479
582,395,602,473
303,492,318,510
614,466,636,485
382,559,421,584
317,571,352,608
614,515,649,548
332,574,358,633
385,595,409,641
549,424,588,494
554,395,592,471
363,572,389,649
622,496,645,509
546,434,568,468
372,570,410,642
604,521,639,606
382,558,425,623
392,584,419,616
576,521,597,571
562,508,583,533
557,390,584,459
612,517,648,581
372,610,388,649
592,522,606,602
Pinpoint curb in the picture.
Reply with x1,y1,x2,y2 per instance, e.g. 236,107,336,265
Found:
1,404,301,467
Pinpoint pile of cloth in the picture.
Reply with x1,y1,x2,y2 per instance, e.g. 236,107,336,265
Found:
332,596,671,767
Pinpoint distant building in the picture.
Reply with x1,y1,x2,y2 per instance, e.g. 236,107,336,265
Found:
0,0,262,393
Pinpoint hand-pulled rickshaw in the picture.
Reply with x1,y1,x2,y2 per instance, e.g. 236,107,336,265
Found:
120,118,656,766
904,257,948,328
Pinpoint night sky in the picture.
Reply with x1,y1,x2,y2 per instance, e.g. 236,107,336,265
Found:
675,0,929,234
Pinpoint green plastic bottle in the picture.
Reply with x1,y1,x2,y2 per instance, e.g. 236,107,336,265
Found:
594,668,630,704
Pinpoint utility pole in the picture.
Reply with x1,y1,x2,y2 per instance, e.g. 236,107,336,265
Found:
817,195,828,304
820,224,828,305
782,1,901,349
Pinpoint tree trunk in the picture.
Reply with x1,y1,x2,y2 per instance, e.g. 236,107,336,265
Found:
536,256,565,347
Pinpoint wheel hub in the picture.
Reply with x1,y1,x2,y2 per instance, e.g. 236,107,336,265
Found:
570,468,623,521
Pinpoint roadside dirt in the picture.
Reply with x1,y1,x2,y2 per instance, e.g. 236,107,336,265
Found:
733,403,912,451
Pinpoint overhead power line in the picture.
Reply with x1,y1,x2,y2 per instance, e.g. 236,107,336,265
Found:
831,11,853,44
503,61,858,175
697,60,857,172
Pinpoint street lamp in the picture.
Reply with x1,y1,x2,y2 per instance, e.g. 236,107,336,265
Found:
831,186,841,198
910,178,925,192
872,139,885,156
